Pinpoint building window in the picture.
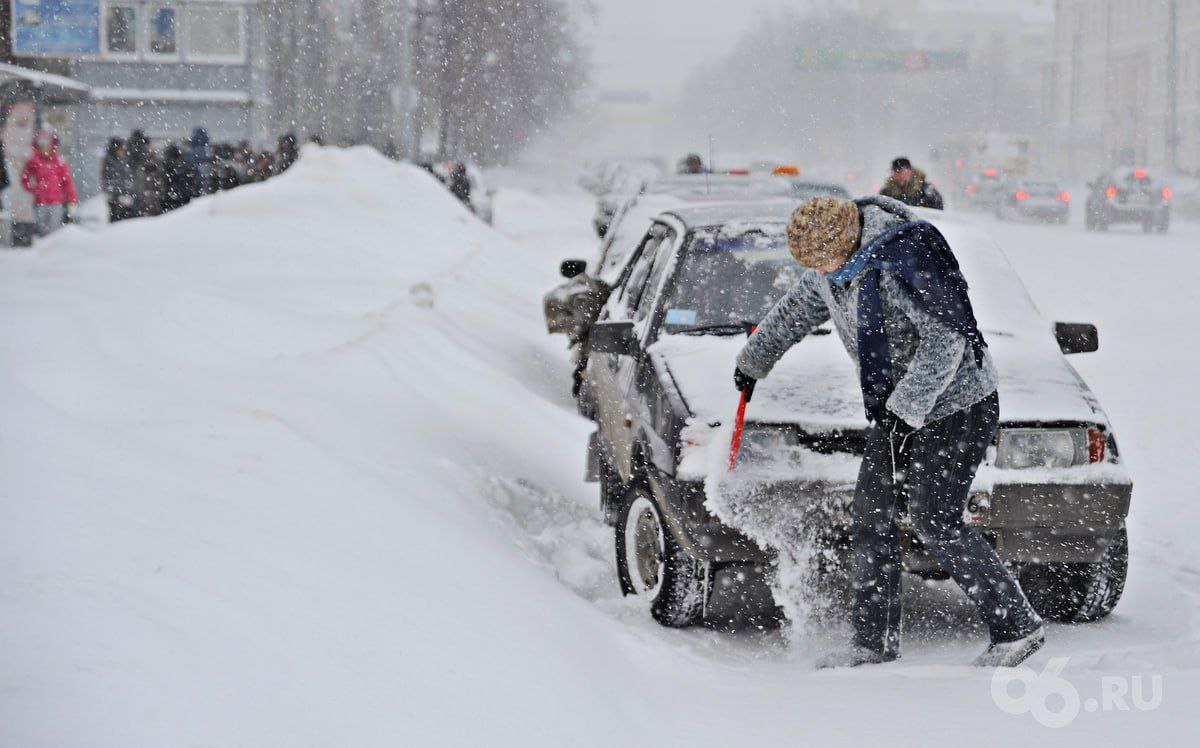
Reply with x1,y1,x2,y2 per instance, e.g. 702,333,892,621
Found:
185,3,246,63
148,6,179,56
105,5,139,55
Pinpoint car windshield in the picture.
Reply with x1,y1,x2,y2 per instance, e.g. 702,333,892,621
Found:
660,225,801,333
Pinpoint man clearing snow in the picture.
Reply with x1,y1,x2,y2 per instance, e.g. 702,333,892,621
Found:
733,196,1044,668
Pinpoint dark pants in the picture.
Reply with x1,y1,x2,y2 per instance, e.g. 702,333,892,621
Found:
851,393,1039,654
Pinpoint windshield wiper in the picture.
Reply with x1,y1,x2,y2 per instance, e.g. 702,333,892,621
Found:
673,321,757,336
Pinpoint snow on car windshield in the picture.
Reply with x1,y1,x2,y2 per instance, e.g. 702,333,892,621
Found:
661,224,800,331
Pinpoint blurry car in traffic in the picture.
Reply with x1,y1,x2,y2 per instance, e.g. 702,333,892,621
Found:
994,178,1070,224
963,168,1006,210
1085,167,1170,233
548,201,1130,630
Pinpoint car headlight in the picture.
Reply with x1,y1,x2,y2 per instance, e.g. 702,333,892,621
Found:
737,425,801,466
995,428,1094,469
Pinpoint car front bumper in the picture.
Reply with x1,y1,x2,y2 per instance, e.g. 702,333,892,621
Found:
659,474,1132,568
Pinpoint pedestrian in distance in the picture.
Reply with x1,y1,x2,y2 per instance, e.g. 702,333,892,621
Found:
160,143,196,214
184,127,217,198
275,133,299,174
734,195,1044,668
448,162,472,205
125,130,165,218
101,138,137,223
20,131,78,236
879,157,944,210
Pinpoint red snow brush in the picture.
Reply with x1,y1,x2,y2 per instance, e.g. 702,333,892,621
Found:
727,324,757,471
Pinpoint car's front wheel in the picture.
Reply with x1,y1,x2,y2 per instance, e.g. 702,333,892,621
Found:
615,488,708,627
1020,526,1128,623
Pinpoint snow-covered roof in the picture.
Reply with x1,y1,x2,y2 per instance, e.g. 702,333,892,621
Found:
0,63,91,103
90,88,252,105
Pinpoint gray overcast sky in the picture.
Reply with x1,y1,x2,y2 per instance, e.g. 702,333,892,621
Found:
579,0,779,96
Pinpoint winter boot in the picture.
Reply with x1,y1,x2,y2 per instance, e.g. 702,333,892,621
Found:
817,643,898,669
973,626,1045,668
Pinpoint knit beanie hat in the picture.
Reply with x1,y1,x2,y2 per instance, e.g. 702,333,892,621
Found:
787,197,861,268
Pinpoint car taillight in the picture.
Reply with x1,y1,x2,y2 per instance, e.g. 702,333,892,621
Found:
1087,427,1106,463
966,183,977,193
1015,190,1029,201
1105,185,1116,200
1133,168,1146,180
1059,191,1070,202
1162,187,1172,200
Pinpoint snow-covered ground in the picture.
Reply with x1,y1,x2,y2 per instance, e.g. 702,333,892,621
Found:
2,148,1196,745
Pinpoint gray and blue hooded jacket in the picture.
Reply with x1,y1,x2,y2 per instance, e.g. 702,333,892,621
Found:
736,195,998,429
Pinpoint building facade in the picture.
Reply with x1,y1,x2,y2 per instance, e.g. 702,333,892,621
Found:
1049,0,1200,179
64,0,273,197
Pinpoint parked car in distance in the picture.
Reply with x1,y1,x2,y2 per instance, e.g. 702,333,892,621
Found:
995,178,1070,224
562,201,1131,630
1085,167,1170,233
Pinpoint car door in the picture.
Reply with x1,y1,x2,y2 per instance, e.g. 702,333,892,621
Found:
592,224,676,478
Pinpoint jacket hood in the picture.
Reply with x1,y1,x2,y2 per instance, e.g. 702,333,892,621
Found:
854,194,917,222
32,131,59,151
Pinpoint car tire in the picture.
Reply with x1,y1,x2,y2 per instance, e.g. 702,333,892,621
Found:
615,487,708,627
1142,216,1155,233
1020,526,1128,623
1156,214,1170,233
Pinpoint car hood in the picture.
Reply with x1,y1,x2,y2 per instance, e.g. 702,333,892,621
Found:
649,329,1108,433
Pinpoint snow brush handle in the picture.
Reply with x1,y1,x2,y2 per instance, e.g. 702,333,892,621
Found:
727,392,749,471
727,324,757,471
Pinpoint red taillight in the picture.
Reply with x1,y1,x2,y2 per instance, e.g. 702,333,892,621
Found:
983,167,998,177
1015,190,1029,201
954,158,963,169
727,168,750,175
966,183,977,193
1162,187,1172,200
1059,191,1070,202
1087,428,1106,463
1133,167,1146,180
846,172,856,182
1105,185,1116,200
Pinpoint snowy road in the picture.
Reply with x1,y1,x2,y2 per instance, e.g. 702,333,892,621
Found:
1,150,1195,745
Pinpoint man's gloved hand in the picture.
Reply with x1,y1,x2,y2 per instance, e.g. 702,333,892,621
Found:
878,410,915,438
734,367,757,402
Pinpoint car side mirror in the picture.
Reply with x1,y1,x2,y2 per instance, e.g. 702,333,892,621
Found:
560,259,587,279
589,320,636,356
1055,322,1099,354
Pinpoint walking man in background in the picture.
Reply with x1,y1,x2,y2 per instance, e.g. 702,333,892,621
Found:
734,195,1043,667
879,157,944,210
21,131,77,236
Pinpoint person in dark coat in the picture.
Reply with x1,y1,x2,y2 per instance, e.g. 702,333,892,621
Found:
275,133,299,173
126,130,165,218
184,127,216,198
448,162,472,205
101,138,135,223
879,157,944,210
212,143,241,191
160,144,196,213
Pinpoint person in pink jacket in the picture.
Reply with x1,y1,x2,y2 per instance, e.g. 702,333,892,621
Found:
21,131,78,236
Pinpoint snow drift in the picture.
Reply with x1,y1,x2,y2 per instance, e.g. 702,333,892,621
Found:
2,146,1196,745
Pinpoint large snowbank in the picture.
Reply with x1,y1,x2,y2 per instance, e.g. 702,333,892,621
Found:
1,147,1196,745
